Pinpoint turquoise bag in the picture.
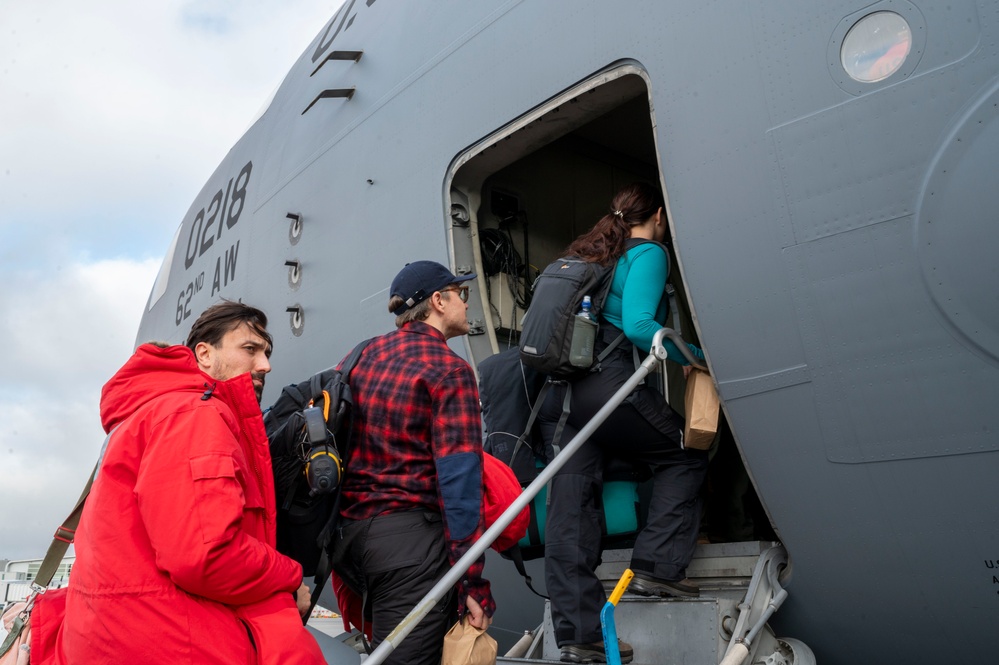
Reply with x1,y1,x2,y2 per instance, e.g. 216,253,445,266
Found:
518,460,644,557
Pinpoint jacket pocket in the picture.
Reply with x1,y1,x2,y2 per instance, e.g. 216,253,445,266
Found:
189,453,244,544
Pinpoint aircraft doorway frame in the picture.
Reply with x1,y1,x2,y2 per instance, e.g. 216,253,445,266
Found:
441,55,778,576
442,62,679,370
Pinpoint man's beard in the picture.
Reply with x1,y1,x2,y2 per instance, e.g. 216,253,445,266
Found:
251,372,266,403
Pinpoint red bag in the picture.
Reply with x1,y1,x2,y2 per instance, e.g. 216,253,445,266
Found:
482,452,529,551
330,570,370,640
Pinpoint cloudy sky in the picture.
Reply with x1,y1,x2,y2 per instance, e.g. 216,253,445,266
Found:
0,1,341,563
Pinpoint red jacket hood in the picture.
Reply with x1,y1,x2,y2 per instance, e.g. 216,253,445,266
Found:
100,343,257,432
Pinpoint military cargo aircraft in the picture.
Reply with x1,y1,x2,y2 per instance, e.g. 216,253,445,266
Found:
136,1,999,663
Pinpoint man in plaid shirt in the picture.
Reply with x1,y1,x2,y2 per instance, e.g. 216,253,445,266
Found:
332,260,494,665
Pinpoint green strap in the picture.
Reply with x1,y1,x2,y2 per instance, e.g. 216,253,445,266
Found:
0,611,26,656
33,458,99,588
35,426,117,587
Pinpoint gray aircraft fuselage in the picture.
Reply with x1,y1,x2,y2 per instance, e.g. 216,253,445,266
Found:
137,1,999,662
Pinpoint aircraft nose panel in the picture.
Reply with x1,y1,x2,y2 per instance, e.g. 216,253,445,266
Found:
916,82,999,365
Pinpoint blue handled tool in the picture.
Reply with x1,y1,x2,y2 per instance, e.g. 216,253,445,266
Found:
600,568,634,665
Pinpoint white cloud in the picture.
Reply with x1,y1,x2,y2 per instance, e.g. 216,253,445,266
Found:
2,259,159,386
0,0,344,564
0,258,159,560
0,1,342,249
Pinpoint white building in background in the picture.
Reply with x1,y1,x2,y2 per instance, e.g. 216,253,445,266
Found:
1,557,74,605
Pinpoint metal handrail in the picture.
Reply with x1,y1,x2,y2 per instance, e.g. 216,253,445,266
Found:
661,327,708,371
363,327,684,665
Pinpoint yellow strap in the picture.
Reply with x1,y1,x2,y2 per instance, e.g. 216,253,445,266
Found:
322,390,331,421
608,568,634,606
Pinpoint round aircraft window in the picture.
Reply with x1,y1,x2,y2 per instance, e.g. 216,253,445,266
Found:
841,11,912,83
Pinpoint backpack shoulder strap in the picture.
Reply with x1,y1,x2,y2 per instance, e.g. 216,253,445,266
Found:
594,239,669,372
622,238,668,261
340,337,375,376
506,546,549,600
306,336,375,401
591,239,665,314
307,336,376,624
511,379,553,463
589,259,618,316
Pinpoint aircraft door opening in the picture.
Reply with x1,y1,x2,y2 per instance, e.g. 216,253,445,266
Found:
445,65,776,549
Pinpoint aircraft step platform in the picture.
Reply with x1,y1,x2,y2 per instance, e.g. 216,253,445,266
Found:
497,541,814,665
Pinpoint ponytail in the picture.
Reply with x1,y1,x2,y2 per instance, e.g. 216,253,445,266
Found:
565,182,665,265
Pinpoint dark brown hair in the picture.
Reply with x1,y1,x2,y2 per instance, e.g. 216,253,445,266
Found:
185,299,272,355
565,182,666,265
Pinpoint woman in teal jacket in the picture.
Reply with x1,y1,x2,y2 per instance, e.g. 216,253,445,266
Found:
540,182,709,664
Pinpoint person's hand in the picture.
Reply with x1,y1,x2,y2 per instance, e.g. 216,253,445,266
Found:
295,582,312,619
464,595,491,629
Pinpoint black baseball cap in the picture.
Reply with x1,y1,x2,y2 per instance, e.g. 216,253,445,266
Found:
390,260,476,315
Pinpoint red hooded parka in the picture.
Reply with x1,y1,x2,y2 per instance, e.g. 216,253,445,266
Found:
30,344,324,665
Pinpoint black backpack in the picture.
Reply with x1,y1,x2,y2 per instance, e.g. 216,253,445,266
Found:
480,346,546,484
518,256,616,378
518,239,663,379
262,338,372,616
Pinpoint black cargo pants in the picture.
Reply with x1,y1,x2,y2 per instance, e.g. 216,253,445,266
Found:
539,335,709,646
331,510,458,665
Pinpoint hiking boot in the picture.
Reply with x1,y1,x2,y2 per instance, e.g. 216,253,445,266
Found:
629,572,700,598
560,639,634,664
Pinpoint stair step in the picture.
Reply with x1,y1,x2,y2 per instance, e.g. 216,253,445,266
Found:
501,543,780,664
595,540,778,588
499,597,738,664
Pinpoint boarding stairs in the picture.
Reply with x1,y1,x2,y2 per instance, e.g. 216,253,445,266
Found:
496,541,814,665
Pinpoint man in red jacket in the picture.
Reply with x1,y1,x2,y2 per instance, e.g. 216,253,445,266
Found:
34,300,325,665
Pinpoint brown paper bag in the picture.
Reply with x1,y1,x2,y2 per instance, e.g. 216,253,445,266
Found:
441,616,498,665
683,368,720,450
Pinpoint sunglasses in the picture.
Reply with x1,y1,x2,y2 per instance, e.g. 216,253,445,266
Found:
440,285,470,303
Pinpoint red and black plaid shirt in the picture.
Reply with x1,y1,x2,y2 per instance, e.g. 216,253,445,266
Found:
339,321,493,615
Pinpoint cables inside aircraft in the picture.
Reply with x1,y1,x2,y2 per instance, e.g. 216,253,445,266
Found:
479,226,532,311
